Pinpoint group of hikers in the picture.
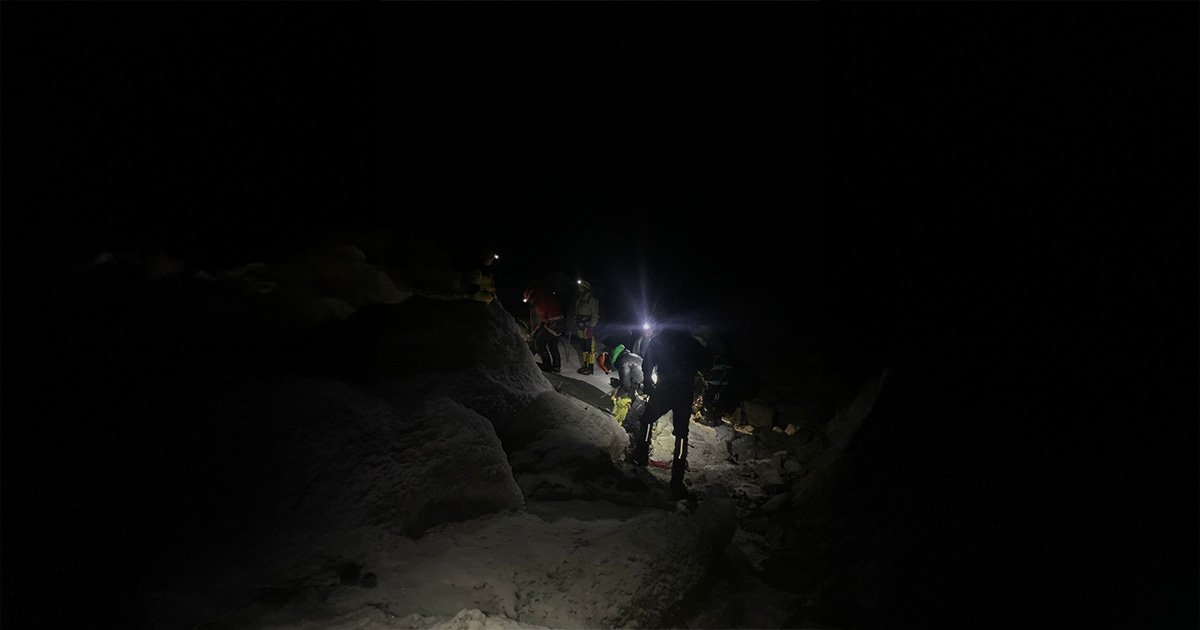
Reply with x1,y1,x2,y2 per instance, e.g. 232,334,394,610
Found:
465,247,739,499
521,280,599,377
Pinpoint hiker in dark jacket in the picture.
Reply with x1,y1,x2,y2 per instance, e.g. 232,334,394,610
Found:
632,327,711,498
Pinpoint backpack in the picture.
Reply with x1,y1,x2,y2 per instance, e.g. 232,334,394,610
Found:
596,351,612,374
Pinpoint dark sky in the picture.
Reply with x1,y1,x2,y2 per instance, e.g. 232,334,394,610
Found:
3,3,1195,365
4,4,820,344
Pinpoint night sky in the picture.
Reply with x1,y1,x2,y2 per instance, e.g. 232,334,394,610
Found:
6,4,824,361
4,3,1194,370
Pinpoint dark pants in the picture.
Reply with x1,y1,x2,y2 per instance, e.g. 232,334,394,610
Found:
572,331,594,365
702,361,732,426
631,383,693,469
536,321,563,369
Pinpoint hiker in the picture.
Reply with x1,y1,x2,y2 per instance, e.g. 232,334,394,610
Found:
572,279,600,374
633,327,711,498
610,343,644,398
524,285,563,374
632,321,654,356
465,249,499,305
692,325,732,427
608,343,647,444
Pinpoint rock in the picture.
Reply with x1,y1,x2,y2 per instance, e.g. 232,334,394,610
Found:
732,482,768,503
292,243,407,308
616,471,649,492
742,401,776,429
742,516,769,534
692,485,737,552
749,460,785,487
729,435,756,463
785,423,800,436
312,296,357,321
783,459,803,473
760,492,791,514
431,609,550,629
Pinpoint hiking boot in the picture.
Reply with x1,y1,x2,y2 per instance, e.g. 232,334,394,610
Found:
577,366,590,375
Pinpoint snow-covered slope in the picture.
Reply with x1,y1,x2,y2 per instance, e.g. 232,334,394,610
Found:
22,240,887,630
123,246,739,630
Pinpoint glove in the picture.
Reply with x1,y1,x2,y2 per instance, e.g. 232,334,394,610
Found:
586,326,594,339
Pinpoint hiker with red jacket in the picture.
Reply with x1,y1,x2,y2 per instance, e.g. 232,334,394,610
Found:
524,285,564,374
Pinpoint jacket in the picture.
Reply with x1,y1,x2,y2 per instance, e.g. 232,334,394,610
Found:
532,292,563,326
614,348,644,394
574,289,599,333
467,268,497,304
643,329,710,391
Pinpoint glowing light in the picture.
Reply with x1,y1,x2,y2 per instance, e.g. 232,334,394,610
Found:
643,322,650,330
577,280,582,285
494,254,499,260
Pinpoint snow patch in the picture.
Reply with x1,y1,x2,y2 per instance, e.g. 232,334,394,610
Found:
215,493,736,630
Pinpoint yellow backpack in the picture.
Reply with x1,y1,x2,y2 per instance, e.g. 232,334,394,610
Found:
612,396,632,423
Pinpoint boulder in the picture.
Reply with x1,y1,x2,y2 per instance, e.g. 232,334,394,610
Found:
749,459,786,488
760,492,791,514
742,401,776,429
691,485,738,553
742,516,769,534
291,242,407,307
729,434,757,463
379,397,527,536
731,482,768,503
429,609,551,629
142,377,526,630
